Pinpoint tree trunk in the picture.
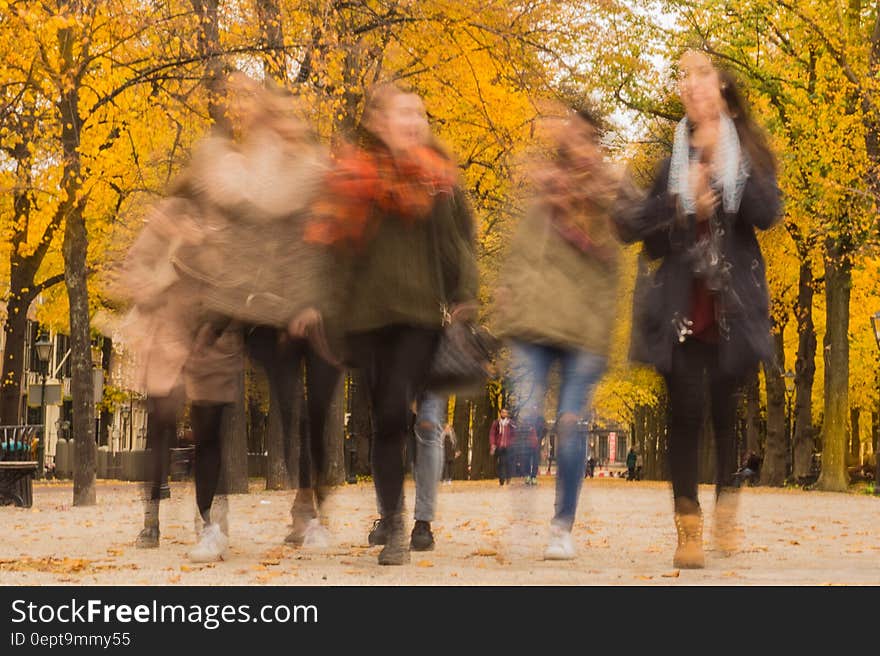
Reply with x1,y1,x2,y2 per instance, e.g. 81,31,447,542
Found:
760,330,788,486
792,259,818,479
256,0,286,83
264,382,290,489
0,117,64,424
287,386,304,488
451,397,471,480
470,388,495,480
56,14,96,506
348,370,372,477
742,370,761,457
191,0,231,135
633,405,647,478
861,10,880,218
324,377,346,485
643,402,664,480
873,407,879,487
849,407,861,467
220,370,249,493
819,246,851,491
1,298,30,425
99,338,113,448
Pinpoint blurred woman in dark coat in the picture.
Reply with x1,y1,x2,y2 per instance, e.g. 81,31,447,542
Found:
615,50,781,569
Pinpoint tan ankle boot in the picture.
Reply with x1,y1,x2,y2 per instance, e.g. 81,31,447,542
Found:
673,498,705,569
713,488,743,556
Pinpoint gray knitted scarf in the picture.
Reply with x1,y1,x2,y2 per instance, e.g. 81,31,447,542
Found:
668,115,750,215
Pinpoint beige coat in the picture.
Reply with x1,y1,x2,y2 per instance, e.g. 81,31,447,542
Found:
118,195,244,403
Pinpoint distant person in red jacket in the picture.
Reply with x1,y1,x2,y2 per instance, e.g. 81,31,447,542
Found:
489,408,515,486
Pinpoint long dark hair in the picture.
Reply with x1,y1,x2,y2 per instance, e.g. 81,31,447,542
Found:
718,68,776,176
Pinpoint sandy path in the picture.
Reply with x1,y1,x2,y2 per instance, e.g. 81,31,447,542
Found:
1,477,878,585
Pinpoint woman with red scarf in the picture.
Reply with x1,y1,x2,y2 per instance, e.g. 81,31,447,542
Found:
306,83,478,565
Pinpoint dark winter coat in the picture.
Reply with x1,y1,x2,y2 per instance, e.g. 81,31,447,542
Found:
614,158,782,377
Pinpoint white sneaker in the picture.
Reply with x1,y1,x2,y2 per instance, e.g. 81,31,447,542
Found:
302,518,331,549
189,523,229,562
543,525,576,560
193,496,229,537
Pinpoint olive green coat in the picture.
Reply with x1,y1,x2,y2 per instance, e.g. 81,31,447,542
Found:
494,205,620,355
341,186,479,335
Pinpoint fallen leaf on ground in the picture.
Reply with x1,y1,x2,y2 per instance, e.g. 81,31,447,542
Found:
416,560,434,568
661,570,680,578
471,549,497,557
262,547,286,560
0,557,91,574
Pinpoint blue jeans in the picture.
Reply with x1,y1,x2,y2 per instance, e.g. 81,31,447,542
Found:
377,392,445,522
509,340,606,530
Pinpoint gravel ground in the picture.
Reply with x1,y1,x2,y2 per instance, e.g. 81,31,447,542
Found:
1,477,878,586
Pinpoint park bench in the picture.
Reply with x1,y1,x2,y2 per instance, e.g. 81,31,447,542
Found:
0,425,40,507
0,461,37,507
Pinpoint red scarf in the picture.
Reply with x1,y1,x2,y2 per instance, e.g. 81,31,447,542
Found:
305,143,457,249
536,162,618,265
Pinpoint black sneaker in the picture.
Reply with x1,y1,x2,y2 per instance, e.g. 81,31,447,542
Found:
368,518,389,546
410,520,435,551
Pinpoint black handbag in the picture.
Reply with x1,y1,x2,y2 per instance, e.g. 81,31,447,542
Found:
424,199,499,395
427,315,499,394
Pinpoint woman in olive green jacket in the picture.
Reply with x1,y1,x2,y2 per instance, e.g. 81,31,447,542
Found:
306,83,478,565
495,107,622,560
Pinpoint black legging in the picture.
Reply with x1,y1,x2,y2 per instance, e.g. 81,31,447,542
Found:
245,327,341,492
192,401,229,522
663,339,742,505
144,393,183,501
347,325,439,520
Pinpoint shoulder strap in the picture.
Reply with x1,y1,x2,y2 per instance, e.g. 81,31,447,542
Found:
428,195,453,326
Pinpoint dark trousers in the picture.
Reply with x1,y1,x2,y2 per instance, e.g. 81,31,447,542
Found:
144,394,183,501
245,327,340,492
495,447,510,484
442,459,455,481
528,446,540,478
663,339,742,506
347,325,439,520
191,401,229,522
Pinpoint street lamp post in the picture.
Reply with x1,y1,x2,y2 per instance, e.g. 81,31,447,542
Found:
34,335,52,479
